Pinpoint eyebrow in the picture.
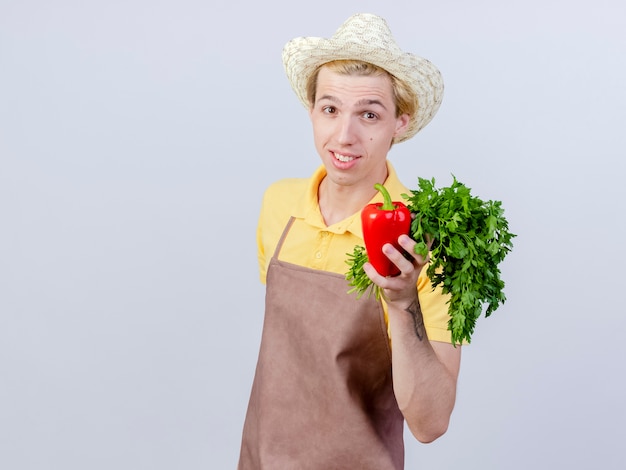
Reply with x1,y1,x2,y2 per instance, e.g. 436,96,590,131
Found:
356,98,387,109
317,94,341,105
317,95,388,110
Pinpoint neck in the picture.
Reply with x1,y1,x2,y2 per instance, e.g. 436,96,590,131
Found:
318,169,389,227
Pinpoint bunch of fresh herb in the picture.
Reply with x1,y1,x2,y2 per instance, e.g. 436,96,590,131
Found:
346,176,516,345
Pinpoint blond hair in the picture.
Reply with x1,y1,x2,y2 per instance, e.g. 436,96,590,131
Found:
305,60,418,120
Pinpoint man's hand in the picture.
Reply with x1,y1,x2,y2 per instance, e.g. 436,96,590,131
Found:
363,234,429,307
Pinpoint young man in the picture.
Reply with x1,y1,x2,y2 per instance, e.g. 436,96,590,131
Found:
239,13,461,469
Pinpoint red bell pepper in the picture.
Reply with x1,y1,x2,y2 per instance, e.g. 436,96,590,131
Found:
361,183,412,277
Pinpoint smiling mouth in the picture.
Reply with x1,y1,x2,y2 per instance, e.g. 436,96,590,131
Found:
333,152,357,162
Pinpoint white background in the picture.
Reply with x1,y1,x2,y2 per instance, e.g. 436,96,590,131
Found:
1,0,625,468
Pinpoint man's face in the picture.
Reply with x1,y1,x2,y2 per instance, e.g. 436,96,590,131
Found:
309,66,410,190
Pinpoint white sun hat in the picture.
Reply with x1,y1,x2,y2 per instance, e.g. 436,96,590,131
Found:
282,13,444,143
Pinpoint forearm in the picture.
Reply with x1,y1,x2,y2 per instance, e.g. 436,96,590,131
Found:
387,296,459,443
363,235,461,442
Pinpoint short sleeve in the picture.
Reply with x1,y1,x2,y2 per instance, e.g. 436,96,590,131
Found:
417,271,453,343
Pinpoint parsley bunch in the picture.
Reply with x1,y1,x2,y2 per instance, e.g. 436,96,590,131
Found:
346,176,516,345
346,245,384,301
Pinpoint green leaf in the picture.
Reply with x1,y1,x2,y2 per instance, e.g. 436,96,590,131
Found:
345,175,516,346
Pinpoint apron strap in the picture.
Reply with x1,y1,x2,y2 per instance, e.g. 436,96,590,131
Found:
272,216,296,259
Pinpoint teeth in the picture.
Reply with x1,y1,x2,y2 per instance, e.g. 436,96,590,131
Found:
334,152,355,162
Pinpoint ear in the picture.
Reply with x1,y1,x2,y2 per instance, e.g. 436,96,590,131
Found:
394,113,411,138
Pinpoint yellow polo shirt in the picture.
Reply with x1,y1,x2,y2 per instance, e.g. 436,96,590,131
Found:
256,162,453,344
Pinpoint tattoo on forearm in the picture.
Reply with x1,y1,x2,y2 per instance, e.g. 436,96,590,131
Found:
406,299,425,341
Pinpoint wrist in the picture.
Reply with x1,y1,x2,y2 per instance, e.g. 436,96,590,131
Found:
387,295,426,342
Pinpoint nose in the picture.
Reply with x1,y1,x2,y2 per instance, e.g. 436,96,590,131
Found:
336,115,357,145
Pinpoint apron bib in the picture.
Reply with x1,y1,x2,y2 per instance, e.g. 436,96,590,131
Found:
239,218,404,469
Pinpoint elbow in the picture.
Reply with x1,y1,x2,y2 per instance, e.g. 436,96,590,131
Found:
407,419,450,444
401,399,454,444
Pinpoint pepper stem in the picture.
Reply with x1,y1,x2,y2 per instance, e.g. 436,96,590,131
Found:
374,183,395,211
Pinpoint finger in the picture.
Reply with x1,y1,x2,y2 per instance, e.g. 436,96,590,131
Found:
382,243,415,274
397,234,415,253
397,235,429,265
363,262,387,284
425,233,435,251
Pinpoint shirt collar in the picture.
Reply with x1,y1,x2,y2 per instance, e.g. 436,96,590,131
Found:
293,161,407,239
